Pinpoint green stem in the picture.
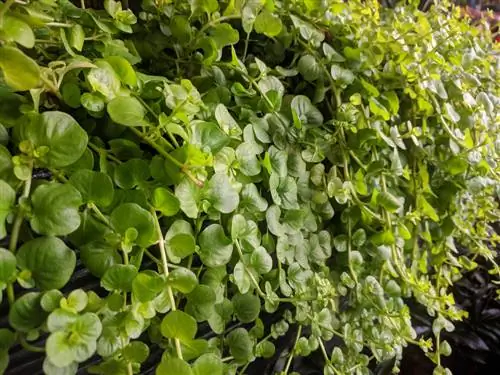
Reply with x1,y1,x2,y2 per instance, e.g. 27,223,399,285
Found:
88,203,111,226
283,325,302,375
198,15,241,34
0,0,15,23
130,128,203,187
151,209,183,360
6,161,33,304
19,335,45,353
235,241,266,297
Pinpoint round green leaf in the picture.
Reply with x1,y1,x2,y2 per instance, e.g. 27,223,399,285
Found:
0,180,15,240
161,310,198,342
185,285,216,322
203,173,240,214
41,290,64,313
16,237,76,290
101,264,138,292
254,10,282,37
0,46,40,91
30,183,83,236
132,271,166,302
1,15,35,48
69,170,114,207
0,248,16,284
106,56,137,87
156,356,193,375
167,268,198,294
192,353,223,375
110,203,156,247
20,111,88,167
232,293,261,323
153,187,180,216
250,247,273,274
297,55,321,81
80,242,121,278
291,95,323,127
107,96,146,126
198,224,233,267
226,328,254,364
123,341,150,363
165,220,196,261
8,292,47,332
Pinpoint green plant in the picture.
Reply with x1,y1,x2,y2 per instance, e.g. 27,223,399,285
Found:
0,0,499,374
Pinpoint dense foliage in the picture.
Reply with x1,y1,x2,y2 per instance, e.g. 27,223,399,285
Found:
0,0,499,374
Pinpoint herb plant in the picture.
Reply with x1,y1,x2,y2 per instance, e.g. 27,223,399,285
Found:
0,1,499,375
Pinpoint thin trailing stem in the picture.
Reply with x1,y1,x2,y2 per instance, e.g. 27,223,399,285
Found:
130,128,203,187
6,161,33,304
151,209,183,360
283,325,302,375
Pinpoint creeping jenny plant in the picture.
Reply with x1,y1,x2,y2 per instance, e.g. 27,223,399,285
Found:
0,0,499,374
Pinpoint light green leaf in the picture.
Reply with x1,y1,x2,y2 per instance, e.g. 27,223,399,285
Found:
20,111,88,168
240,183,268,214
291,95,323,127
0,46,40,91
360,79,380,97
70,24,85,51
254,10,283,37
165,220,196,261
192,121,230,154
110,203,156,247
270,174,299,210
80,242,121,278
16,237,76,291
167,268,198,294
233,261,251,294
250,247,273,274
156,356,193,375
376,191,402,212
330,64,354,86
0,180,15,240
69,170,114,207
185,285,216,322
175,177,200,218
101,264,138,292
241,0,265,33
232,293,261,323
106,56,137,87
192,353,223,375
236,143,261,176
209,23,239,48
153,187,180,216
161,310,198,342
132,271,166,302
198,224,233,267
107,96,146,126
369,97,390,120
30,183,82,236
215,103,241,136
322,43,345,62
226,328,254,364
203,173,239,213
9,292,47,332
1,15,35,48
123,341,150,363
87,61,121,99
417,195,439,222
298,55,321,81
0,248,16,285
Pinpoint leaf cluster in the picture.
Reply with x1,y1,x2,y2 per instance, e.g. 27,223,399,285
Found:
0,0,499,375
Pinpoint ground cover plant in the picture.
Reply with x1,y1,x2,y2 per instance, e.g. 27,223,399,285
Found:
0,0,499,374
